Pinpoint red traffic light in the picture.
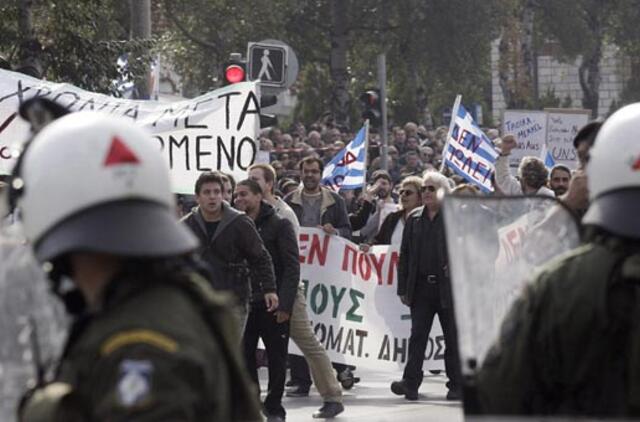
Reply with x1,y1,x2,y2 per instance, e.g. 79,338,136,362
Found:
360,90,380,106
225,64,246,84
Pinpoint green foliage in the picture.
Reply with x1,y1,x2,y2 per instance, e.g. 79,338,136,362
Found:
0,0,154,94
159,0,501,128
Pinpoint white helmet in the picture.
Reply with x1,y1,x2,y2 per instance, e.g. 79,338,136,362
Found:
18,112,197,262
583,103,640,238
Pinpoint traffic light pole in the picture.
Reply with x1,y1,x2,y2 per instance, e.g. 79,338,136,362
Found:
378,54,388,171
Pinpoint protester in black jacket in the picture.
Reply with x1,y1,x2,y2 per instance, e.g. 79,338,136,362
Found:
392,171,461,402
181,172,277,333
235,179,300,421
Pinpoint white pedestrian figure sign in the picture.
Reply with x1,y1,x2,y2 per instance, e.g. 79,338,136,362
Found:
258,49,275,81
248,42,287,86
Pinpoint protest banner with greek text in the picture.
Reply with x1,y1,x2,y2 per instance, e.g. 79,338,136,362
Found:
0,69,260,193
291,227,445,372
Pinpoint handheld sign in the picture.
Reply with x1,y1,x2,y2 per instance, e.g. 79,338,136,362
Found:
545,108,590,170
502,110,547,173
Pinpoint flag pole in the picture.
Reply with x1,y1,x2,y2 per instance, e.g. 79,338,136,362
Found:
362,119,370,191
440,94,462,173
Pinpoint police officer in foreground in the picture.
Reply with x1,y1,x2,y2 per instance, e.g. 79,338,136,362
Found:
15,112,262,421
477,103,640,417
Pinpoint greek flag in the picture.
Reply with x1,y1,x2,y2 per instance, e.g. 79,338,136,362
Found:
442,98,498,193
540,144,556,169
321,121,368,192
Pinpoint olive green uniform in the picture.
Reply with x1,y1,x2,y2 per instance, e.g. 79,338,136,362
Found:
478,236,640,416
23,270,262,421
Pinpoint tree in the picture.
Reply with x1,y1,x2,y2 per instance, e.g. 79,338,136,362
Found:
158,0,501,128
537,0,620,117
0,0,153,94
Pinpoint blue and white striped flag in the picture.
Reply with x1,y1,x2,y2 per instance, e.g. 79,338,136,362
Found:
540,144,556,169
443,98,499,193
321,121,368,192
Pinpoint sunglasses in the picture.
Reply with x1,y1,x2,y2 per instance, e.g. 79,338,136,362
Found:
399,189,417,196
421,185,437,193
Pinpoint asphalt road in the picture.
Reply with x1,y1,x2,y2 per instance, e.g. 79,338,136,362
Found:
259,368,463,421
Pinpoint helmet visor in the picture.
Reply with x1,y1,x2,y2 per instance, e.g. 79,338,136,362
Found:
34,200,198,262
583,189,640,239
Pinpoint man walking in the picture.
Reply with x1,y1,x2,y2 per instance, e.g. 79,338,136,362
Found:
284,157,354,399
391,171,461,401
249,163,345,418
234,179,299,422
182,171,277,332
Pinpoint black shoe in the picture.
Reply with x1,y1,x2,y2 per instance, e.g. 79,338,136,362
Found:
285,385,310,397
312,402,344,418
446,389,461,401
285,379,296,387
266,416,286,422
391,379,419,400
405,389,419,401
390,380,406,396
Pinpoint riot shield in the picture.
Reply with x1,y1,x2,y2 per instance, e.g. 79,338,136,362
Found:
0,221,67,421
442,196,580,382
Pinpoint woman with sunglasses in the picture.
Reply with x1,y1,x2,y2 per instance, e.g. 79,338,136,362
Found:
362,176,423,247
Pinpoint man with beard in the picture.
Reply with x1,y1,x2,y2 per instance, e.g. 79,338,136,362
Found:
351,170,398,242
549,165,572,197
234,179,299,422
285,157,351,238
284,156,353,399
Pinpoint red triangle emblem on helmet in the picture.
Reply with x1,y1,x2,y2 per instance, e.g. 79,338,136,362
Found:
104,136,140,166
632,155,640,171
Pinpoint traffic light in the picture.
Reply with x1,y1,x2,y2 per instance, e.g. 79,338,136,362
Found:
359,89,381,127
222,53,246,86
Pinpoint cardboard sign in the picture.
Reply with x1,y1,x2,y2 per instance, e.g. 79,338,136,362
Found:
502,110,547,172
545,109,590,170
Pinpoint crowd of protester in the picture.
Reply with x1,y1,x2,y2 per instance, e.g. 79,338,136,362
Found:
2,101,598,421
171,115,595,421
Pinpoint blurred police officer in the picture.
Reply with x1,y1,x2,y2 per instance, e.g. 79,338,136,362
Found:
478,103,640,417
16,112,262,421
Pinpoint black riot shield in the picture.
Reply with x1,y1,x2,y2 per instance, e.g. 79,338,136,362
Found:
442,195,581,413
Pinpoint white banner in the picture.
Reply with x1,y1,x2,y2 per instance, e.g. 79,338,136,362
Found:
0,69,260,193
291,228,445,372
